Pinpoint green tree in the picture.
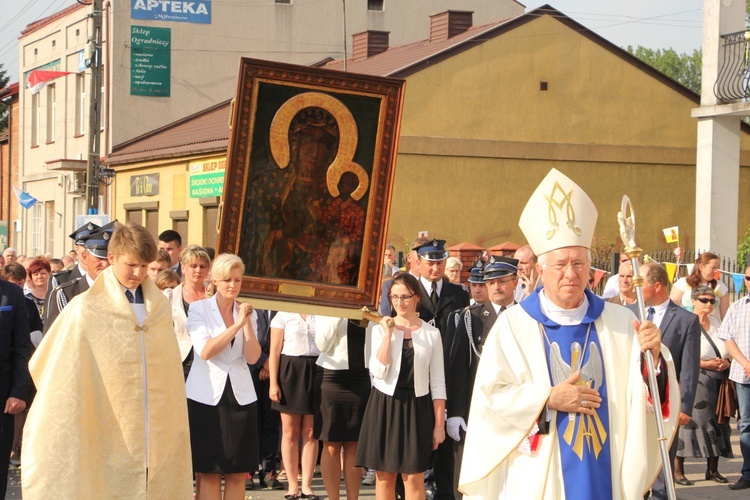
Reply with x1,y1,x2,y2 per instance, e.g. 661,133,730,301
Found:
0,63,10,132
626,46,702,95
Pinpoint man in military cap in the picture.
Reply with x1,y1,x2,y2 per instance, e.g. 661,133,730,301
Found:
44,223,117,331
466,257,490,306
412,238,469,500
446,256,518,500
48,222,99,290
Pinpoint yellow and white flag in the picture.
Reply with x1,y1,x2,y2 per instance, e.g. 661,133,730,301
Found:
662,226,679,244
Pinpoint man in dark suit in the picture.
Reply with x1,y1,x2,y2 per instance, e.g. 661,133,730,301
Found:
446,256,518,499
412,239,469,500
0,279,34,498
44,225,114,332
247,309,283,490
629,261,700,498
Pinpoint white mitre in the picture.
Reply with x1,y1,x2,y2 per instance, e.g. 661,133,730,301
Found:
518,168,597,255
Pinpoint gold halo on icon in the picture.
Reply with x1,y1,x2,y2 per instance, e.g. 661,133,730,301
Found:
269,92,369,201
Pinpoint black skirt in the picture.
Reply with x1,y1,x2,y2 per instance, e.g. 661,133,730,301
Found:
271,354,320,414
188,378,259,473
314,367,371,442
355,386,434,474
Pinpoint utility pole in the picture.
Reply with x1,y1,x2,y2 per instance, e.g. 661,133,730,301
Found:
85,0,103,214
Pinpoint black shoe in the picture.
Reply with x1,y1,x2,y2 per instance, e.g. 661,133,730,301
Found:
299,494,319,500
674,475,693,486
263,473,284,490
729,478,750,490
705,471,728,483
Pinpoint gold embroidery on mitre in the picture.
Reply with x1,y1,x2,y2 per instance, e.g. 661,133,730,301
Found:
543,181,582,240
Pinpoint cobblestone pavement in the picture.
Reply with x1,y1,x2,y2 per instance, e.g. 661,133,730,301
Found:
4,432,747,498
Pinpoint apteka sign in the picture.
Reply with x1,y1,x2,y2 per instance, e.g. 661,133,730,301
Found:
131,0,211,24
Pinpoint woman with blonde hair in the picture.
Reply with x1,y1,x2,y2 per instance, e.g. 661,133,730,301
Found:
164,245,211,378
186,253,262,500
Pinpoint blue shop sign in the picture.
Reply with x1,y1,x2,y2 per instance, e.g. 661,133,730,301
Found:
131,0,211,24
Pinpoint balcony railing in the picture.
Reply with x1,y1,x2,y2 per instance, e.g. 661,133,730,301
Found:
714,30,750,102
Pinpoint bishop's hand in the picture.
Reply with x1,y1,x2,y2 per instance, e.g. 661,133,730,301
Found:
547,370,601,416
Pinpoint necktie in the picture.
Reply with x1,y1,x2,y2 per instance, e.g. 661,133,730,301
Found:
430,281,438,308
125,288,144,304
646,307,655,322
125,290,135,303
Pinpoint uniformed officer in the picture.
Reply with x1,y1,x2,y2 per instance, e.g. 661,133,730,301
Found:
44,224,117,332
411,239,469,500
445,256,519,500
43,222,99,311
443,258,489,364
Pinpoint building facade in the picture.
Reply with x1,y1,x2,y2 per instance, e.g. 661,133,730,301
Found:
14,0,522,257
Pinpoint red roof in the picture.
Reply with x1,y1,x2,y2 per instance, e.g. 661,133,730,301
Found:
447,242,484,251
20,2,89,39
487,241,521,251
0,82,19,99
106,100,231,166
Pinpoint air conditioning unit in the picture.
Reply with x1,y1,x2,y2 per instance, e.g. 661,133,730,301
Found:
68,172,86,194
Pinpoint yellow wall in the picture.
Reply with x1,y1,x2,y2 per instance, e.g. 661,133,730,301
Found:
386,14,750,254
113,155,225,246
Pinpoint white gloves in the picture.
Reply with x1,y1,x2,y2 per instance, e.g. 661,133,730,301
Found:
446,416,467,442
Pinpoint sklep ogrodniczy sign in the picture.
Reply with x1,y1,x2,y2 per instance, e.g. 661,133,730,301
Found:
131,0,212,24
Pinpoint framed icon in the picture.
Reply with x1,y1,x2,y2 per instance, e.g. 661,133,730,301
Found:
218,58,405,312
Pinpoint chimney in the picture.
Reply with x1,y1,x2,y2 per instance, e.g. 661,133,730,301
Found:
351,30,390,61
429,10,473,42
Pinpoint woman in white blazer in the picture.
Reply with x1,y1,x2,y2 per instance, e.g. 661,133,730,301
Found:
163,245,210,379
186,253,262,500
356,273,446,500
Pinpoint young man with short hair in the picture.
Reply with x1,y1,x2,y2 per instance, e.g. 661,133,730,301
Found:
23,223,192,499
158,229,184,279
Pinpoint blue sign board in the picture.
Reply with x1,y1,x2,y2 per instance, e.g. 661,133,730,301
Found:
131,0,211,24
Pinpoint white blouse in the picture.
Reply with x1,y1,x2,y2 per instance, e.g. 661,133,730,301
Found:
270,312,320,357
699,316,729,360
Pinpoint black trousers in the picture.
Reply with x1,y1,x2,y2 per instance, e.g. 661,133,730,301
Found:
433,430,456,499
252,373,280,476
0,410,13,499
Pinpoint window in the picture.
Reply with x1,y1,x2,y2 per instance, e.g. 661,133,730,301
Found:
145,210,159,241
31,203,43,256
31,93,39,146
203,205,219,248
46,84,56,142
46,201,55,253
75,74,86,136
127,210,142,226
368,0,384,11
275,0,291,4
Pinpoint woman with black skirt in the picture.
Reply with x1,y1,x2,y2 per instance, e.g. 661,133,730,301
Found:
186,253,262,500
269,312,321,500
356,273,446,499
314,316,371,500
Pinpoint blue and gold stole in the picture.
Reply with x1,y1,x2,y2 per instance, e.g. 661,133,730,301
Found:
521,289,612,500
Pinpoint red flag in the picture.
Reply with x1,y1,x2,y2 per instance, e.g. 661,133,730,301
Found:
27,70,72,95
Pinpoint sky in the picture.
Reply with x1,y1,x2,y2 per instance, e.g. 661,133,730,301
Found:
0,0,705,85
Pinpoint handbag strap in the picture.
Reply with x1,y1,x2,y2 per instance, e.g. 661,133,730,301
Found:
700,325,722,358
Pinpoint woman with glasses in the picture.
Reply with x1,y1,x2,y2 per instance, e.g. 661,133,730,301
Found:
675,286,733,484
356,273,446,499
671,252,729,320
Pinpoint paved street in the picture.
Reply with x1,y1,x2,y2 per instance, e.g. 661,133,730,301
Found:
5,431,746,499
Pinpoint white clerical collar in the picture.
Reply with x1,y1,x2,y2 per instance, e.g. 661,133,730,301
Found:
539,290,588,325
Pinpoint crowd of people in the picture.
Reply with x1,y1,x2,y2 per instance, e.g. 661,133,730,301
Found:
0,167,749,499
